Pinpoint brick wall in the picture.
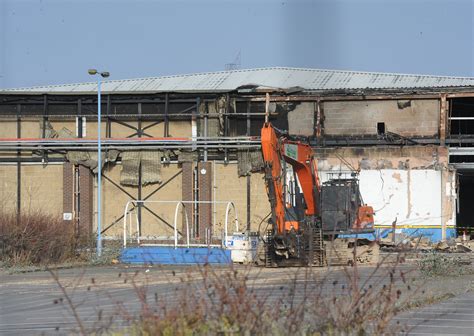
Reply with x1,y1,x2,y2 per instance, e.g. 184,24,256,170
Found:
63,163,93,240
323,99,440,137
79,165,93,239
181,162,193,240
63,163,73,225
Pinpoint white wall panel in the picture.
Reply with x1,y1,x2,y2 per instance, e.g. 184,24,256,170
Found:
319,169,441,228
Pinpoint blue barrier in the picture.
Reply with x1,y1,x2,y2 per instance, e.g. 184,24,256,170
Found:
341,228,456,243
120,246,232,265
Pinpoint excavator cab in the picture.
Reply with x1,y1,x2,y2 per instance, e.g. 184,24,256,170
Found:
320,178,374,235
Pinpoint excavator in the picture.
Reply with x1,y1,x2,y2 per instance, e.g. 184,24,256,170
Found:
261,122,376,267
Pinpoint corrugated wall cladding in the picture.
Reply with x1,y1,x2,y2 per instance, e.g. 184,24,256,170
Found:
3,67,474,94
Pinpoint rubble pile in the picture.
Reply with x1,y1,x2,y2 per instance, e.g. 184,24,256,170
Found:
379,233,473,253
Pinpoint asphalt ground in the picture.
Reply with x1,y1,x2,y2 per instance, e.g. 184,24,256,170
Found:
0,263,472,335
394,293,474,335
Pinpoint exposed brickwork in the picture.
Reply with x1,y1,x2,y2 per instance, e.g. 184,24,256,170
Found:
78,165,93,239
181,162,193,241
313,145,449,171
314,146,441,159
440,94,447,144
198,162,212,241
287,102,315,136
323,99,440,137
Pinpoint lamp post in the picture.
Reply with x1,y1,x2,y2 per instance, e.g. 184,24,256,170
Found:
88,69,110,257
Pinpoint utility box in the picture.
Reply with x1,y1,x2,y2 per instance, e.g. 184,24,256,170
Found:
226,232,259,264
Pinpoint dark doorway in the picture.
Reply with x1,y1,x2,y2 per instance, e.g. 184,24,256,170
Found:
456,172,474,235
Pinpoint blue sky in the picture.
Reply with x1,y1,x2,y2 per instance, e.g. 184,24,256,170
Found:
0,0,473,88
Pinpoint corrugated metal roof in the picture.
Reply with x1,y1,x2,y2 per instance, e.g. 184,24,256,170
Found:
2,67,474,94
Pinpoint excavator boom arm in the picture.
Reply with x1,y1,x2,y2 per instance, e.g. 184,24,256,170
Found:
261,123,320,234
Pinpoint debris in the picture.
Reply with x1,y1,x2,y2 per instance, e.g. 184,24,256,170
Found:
120,150,162,186
456,244,472,253
177,150,198,163
434,241,450,251
237,150,264,176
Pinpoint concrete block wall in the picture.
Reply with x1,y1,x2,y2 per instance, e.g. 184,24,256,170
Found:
287,102,315,136
20,164,63,215
214,164,246,236
0,165,18,210
249,171,272,234
214,163,270,236
0,118,191,139
314,145,446,171
323,99,440,137
100,163,183,237
0,164,63,216
0,121,16,138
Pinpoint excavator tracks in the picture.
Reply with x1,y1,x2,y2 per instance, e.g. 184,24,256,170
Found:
306,226,326,267
264,230,277,267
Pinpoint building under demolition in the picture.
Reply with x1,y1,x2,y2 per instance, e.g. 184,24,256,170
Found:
1,67,474,244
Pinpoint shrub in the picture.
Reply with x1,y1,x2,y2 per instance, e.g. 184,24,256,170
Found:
0,211,78,266
101,259,413,335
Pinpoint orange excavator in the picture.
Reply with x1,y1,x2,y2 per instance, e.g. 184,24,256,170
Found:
261,122,375,267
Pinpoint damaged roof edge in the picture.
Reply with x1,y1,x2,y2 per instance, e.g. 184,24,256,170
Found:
2,67,474,95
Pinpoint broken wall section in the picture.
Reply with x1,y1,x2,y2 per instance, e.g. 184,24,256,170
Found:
323,99,440,137
316,146,455,241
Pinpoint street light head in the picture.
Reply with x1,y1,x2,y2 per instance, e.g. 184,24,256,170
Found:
88,69,98,75
100,72,110,78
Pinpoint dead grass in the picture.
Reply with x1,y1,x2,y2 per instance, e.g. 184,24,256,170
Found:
417,252,474,277
50,252,421,335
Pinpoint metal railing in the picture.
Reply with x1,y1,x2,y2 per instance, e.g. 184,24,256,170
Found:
123,200,239,249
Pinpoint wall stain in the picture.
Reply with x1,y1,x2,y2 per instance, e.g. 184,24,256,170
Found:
392,172,403,183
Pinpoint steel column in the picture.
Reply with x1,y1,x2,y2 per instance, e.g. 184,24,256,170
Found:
246,101,251,231
77,99,83,138
106,95,111,138
164,93,169,137
16,104,21,220
137,102,143,236
42,95,48,138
